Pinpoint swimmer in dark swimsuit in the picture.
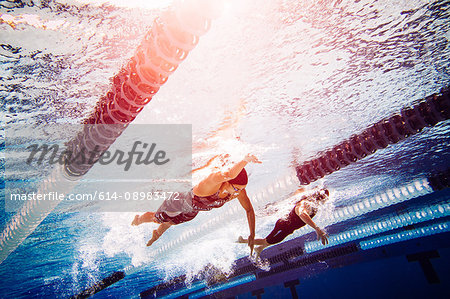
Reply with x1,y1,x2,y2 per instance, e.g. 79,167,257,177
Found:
237,188,329,258
132,154,261,254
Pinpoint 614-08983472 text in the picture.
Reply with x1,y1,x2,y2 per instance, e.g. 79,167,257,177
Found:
8,191,181,201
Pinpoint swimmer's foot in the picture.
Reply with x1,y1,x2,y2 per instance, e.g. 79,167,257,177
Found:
236,236,246,243
147,230,160,247
254,245,265,260
133,212,159,225
131,215,140,226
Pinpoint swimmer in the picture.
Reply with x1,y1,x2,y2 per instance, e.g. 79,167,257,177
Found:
132,153,261,255
237,188,329,258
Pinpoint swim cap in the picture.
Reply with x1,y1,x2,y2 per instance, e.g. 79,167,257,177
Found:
228,168,248,185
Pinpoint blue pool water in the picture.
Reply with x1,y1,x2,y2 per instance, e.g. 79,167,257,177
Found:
1,0,449,298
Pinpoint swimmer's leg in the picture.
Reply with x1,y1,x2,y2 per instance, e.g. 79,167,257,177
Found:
254,245,268,259
237,236,269,246
132,212,158,226
147,222,172,246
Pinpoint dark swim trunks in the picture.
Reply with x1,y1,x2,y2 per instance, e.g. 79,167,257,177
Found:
154,190,232,225
154,191,197,224
155,210,199,225
265,205,316,245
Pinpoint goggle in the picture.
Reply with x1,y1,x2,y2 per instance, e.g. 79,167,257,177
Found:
230,183,244,192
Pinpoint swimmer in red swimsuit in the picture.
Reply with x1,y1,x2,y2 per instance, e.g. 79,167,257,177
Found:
238,188,329,257
132,154,261,255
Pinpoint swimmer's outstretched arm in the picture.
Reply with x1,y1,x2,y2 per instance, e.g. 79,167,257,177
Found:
238,189,256,256
212,154,261,183
295,203,328,245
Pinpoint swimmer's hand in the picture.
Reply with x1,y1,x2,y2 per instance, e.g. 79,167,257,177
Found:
244,154,262,164
248,234,255,256
315,227,329,245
